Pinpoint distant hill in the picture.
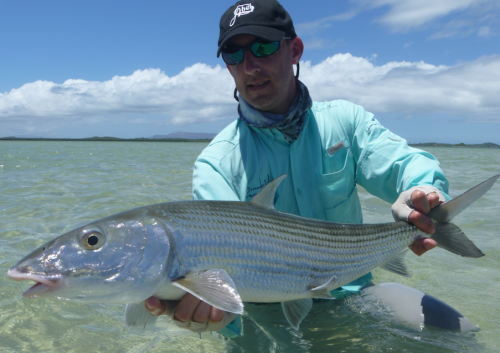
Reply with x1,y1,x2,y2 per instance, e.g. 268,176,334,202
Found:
152,132,217,139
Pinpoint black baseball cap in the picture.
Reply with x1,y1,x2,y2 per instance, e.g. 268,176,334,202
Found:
217,0,297,57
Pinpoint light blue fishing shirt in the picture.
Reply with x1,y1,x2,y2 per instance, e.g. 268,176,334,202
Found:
193,100,449,215
192,99,450,337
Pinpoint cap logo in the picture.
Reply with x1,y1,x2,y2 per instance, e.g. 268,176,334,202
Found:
230,3,254,27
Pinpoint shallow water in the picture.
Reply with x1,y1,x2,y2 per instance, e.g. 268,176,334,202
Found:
0,142,499,352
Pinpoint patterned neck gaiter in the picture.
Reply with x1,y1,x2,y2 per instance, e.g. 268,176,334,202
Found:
238,80,313,143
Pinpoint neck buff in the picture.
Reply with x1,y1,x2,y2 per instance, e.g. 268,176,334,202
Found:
238,80,313,143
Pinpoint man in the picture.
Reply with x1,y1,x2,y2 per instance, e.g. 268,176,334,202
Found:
145,0,447,336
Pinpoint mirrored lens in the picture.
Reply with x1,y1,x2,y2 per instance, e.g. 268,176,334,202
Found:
222,40,281,65
251,41,280,57
222,49,244,65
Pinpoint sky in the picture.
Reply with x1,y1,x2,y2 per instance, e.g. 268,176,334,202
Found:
1,0,499,143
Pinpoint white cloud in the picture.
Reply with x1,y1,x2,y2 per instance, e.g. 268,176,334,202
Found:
0,64,236,123
478,26,491,37
1,55,499,136
295,10,358,37
300,53,500,121
353,0,500,37
361,0,483,29
299,0,500,38
428,19,474,39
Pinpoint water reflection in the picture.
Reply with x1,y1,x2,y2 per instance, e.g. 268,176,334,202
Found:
224,295,483,352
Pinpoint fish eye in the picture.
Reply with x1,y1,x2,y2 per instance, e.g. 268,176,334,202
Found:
80,228,105,250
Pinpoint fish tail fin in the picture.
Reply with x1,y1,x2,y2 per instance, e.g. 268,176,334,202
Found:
427,175,499,258
427,174,499,223
431,222,484,258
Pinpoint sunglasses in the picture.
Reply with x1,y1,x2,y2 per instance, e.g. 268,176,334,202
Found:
222,37,292,65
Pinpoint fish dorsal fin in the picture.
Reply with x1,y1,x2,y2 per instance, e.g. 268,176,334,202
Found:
172,269,243,314
380,249,410,277
281,298,313,330
250,174,288,210
125,302,158,329
428,174,500,223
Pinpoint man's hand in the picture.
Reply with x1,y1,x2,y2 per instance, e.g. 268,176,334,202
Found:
392,186,446,256
144,293,235,333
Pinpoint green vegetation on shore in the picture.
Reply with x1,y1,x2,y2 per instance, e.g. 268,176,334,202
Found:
0,136,212,143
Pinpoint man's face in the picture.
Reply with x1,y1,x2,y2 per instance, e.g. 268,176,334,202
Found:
225,35,302,114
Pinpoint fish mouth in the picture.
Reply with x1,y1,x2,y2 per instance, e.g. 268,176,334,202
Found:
7,267,63,298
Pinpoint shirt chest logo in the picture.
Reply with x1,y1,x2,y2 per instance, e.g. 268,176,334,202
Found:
230,4,254,26
246,174,271,200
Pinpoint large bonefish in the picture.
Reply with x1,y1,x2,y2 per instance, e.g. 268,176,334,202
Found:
8,174,499,330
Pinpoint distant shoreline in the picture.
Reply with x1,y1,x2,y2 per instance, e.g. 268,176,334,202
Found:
0,137,212,143
0,137,499,148
409,142,499,148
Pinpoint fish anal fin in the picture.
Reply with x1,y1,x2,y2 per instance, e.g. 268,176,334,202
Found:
281,299,313,330
380,249,411,277
172,269,243,315
125,302,158,329
250,174,288,210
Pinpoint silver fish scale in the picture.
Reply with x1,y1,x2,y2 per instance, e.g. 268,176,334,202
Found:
155,201,420,301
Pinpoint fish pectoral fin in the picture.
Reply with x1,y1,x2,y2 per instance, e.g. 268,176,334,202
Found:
310,275,336,299
250,174,288,210
281,299,313,331
172,269,243,315
380,249,410,277
125,302,158,329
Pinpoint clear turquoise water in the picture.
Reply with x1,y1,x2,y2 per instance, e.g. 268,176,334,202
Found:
1,141,499,352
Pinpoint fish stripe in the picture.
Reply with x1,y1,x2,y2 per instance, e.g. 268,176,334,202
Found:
149,201,419,301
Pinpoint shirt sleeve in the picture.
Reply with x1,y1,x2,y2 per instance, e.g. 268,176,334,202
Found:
192,157,241,201
346,104,450,203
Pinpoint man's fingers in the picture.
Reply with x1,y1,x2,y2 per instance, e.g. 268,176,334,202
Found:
145,297,179,316
209,306,226,322
411,190,431,214
408,210,435,234
427,192,442,209
191,299,225,323
145,297,165,316
395,187,445,256
145,293,226,325
409,191,444,235
410,238,437,256
174,293,201,322
192,300,212,323
411,191,442,213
